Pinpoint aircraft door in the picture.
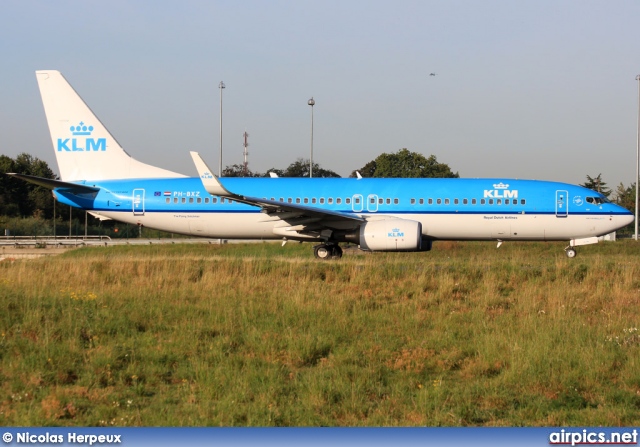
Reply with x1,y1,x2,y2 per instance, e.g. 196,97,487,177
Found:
352,194,363,212
133,189,145,216
555,190,568,218
367,194,378,212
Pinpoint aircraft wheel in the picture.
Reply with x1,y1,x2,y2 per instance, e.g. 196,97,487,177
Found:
332,245,343,259
314,244,332,260
565,248,577,258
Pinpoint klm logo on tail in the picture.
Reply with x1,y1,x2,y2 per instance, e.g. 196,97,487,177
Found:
57,122,106,152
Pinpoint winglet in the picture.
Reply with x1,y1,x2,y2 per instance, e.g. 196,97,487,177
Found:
190,151,232,197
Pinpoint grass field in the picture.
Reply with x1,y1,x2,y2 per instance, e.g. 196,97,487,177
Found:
0,240,639,426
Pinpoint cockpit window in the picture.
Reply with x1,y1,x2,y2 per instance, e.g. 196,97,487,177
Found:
586,196,609,205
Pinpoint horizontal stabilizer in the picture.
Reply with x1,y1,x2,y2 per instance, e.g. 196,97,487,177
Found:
6,173,100,194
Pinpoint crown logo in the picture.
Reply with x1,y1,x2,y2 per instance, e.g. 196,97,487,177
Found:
493,182,509,189
70,122,94,136
392,228,400,232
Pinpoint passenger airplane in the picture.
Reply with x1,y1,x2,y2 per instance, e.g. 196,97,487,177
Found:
9,70,634,259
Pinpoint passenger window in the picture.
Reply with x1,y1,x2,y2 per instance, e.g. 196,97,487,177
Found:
463,198,468,205
345,198,351,204
181,198,186,204
454,198,459,205
355,198,360,204
394,198,399,204
521,199,526,205
386,198,391,205
445,199,450,205
428,198,433,205
287,198,292,203
197,198,202,204
205,198,210,204
304,198,309,204
166,198,170,204
411,198,416,204
379,198,383,204
472,199,477,205
328,198,333,204
296,198,301,204
481,199,486,205
496,199,501,205
280,197,284,202
212,198,217,204
489,199,494,205
189,198,194,204
419,198,424,205
370,197,375,204
320,198,325,204
437,199,442,205
174,197,178,204
336,198,342,204
505,199,509,205
312,198,317,204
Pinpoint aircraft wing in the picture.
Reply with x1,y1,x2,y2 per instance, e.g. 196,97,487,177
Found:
6,173,100,194
190,152,364,234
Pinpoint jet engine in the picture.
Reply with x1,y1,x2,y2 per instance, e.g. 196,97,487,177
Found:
358,218,423,252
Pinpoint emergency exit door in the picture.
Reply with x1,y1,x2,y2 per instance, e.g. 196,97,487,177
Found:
133,189,145,216
555,190,568,218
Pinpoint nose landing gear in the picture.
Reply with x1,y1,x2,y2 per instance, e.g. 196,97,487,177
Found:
564,247,577,258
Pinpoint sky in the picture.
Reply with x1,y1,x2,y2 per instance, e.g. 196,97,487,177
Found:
1,0,640,188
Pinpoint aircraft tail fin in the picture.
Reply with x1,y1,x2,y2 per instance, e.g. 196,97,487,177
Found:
35,70,185,181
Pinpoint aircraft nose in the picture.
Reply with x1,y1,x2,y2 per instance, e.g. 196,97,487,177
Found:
621,212,635,227
614,205,635,227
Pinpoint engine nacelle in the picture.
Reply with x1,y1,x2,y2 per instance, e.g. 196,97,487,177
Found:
359,219,422,252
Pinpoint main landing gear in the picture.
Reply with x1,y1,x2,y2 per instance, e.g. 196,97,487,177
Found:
313,243,343,260
564,247,577,258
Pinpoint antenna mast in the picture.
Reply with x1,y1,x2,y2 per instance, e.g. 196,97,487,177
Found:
242,131,249,176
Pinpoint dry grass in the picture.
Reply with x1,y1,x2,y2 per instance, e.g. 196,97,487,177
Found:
0,240,639,426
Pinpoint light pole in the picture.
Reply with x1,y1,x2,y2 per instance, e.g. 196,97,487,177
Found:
53,193,56,239
219,81,225,177
308,97,315,178
636,75,640,240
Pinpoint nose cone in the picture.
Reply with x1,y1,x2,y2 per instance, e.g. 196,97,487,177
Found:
621,212,635,227
613,204,634,228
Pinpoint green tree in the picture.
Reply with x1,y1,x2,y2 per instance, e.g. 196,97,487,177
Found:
0,153,57,218
351,149,459,178
262,159,340,178
615,181,637,215
222,164,260,177
349,159,377,178
580,174,611,198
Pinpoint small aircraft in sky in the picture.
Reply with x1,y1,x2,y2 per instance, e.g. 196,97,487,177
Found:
10,70,634,259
